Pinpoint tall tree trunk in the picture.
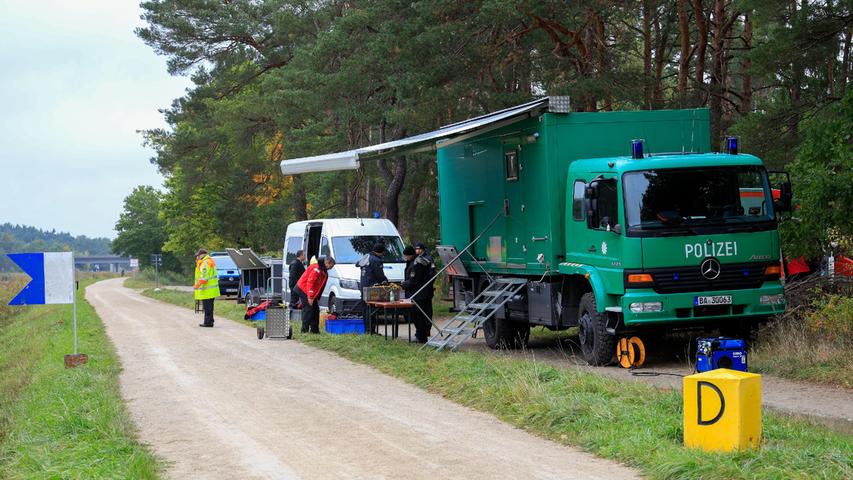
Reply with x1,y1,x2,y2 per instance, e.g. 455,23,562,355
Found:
692,0,708,105
377,120,407,226
708,0,731,149
379,156,407,227
677,0,692,106
402,159,428,241
652,5,673,110
642,0,654,109
292,175,307,221
741,12,753,113
842,28,852,91
827,0,836,97
594,12,613,110
789,0,808,138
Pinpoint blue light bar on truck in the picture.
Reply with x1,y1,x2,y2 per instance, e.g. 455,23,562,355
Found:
631,139,644,159
725,136,738,155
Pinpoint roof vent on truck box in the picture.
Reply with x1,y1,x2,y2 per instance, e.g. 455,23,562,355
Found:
548,96,571,113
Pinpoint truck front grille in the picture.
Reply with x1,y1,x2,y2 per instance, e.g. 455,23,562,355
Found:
648,262,767,294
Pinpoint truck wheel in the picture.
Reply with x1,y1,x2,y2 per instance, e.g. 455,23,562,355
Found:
484,317,528,349
578,293,616,365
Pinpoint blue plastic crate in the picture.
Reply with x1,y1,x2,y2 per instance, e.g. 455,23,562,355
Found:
325,318,365,335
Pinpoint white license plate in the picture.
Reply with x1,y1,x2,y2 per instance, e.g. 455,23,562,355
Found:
225,288,238,293
694,295,732,306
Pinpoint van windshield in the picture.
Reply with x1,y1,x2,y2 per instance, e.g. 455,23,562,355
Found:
211,255,237,270
331,236,406,263
623,166,775,236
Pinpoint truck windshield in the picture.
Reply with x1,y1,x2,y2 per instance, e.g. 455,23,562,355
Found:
623,166,775,236
331,236,406,263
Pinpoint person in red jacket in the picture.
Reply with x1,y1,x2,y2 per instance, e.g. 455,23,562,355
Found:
294,256,336,333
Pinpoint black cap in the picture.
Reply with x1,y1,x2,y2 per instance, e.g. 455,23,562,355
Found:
414,242,426,250
403,246,416,256
372,243,386,254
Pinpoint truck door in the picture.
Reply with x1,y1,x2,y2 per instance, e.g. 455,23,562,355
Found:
578,177,624,273
504,148,524,264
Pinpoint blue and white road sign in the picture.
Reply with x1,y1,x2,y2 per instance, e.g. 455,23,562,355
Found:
7,252,74,305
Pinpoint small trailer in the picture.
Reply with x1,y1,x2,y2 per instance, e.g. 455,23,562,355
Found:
226,248,283,306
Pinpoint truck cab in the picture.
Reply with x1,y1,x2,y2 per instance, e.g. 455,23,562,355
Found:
559,151,788,363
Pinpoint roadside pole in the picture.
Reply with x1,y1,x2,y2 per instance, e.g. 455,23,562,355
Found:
151,253,162,292
73,252,78,355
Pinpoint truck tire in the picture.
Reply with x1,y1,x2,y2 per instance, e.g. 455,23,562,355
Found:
578,293,615,365
483,316,529,349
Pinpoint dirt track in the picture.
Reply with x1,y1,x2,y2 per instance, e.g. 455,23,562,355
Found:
87,279,638,480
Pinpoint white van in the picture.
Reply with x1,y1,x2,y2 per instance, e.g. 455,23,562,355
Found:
282,218,406,314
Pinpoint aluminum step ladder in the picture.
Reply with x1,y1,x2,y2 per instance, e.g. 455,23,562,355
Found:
424,278,528,351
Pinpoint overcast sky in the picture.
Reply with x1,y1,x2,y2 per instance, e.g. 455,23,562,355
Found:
0,0,191,239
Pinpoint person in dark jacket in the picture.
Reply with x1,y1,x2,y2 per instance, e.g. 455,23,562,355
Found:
357,243,388,289
288,250,306,308
402,242,436,343
357,243,389,331
294,256,335,333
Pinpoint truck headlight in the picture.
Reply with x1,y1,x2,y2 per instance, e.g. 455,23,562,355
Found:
760,294,785,305
629,302,663,313
340,278,360,290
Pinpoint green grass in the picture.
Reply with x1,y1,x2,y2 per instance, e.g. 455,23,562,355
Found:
0,277,161,479
750,294,853,388
140,286,852,480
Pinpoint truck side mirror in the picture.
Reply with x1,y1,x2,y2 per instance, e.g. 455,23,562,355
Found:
769,170,793,213
585,181,599,229
776,181,793,212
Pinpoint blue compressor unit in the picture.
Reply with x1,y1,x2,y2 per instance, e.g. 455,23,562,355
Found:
696,337,748,373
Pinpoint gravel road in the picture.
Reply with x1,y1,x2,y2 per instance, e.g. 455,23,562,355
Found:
87,278,638,480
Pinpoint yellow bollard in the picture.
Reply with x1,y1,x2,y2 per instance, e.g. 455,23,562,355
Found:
683,369,761,452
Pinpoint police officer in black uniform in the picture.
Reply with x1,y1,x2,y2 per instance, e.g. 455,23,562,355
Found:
402,242,435,343
357,243,389,331
288,249,306,307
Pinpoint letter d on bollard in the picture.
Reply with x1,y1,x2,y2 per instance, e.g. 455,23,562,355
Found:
697,381,725,425
684,369,762,452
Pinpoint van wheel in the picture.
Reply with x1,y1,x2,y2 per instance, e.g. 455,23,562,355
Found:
578,293,615,365
484,317,529,349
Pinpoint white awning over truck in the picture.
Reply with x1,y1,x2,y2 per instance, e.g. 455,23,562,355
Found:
280,97,563,175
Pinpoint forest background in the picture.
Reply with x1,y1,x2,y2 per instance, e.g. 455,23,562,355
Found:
110,0,852,273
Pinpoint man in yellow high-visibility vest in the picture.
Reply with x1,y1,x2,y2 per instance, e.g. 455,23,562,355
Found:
194,249,220,327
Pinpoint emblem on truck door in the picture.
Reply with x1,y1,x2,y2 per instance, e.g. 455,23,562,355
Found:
700,258,721,280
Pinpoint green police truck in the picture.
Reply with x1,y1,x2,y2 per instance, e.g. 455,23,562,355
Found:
280,97,791,365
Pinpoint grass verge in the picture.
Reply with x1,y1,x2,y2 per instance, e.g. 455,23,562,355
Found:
139,285,851,479
750,293,853,388
0,276,161,479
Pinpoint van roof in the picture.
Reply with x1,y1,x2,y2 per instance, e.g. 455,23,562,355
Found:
284,218,401,239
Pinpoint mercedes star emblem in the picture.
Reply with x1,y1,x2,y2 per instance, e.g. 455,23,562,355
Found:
700,258,721,280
